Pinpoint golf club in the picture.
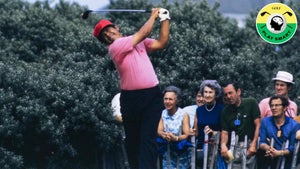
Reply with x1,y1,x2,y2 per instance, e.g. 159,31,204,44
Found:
81,9,151,19
283,11,293,16
261,11,271,16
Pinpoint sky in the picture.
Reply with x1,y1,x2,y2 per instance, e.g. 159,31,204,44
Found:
24,0,251,27
25,0,109,10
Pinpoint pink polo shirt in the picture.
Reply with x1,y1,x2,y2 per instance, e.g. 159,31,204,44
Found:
259,97,298,118
108,36,159,90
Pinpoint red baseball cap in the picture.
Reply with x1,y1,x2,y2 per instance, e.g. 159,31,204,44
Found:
93,19,114,38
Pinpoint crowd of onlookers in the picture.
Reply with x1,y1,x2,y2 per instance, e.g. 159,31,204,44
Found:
112,70,300,169
156,70,300,169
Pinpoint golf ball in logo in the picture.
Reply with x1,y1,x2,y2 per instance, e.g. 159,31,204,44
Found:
256,3,297,44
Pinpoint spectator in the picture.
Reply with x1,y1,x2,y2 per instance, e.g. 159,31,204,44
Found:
194,80,224,168
93,8,170,169
220,82,261,169
259,71,297,118
105,93,129,169
183,88,205,129
111,93,122,123
259,95,300,169
182,87,205,169
295,130,300,168
157,86,191,169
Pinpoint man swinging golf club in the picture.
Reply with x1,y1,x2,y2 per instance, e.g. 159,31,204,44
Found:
93,8,170,169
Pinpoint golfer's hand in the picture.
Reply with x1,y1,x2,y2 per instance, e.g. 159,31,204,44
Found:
151,8,160,19
159,8,170,22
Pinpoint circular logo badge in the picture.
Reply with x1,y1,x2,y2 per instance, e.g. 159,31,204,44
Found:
256,3,297,44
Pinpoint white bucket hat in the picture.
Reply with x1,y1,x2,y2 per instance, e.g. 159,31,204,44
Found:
272,71,295,84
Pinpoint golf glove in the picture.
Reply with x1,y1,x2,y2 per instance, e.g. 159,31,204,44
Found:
159,8,170,22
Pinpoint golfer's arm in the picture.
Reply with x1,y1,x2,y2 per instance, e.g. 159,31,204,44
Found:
151,20,170,50
132,10,158,47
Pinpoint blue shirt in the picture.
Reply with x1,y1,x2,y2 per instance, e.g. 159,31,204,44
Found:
161,108,185,136
259,116,300,153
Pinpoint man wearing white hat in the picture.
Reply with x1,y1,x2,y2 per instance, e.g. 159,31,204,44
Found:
259,71,298,118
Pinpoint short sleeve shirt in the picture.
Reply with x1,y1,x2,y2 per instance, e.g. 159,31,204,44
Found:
108,36,159,90
183,105,198,128
221,98,261,140
259,97,298,118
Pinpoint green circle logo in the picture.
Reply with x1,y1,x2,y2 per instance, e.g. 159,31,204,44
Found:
256,3,297,44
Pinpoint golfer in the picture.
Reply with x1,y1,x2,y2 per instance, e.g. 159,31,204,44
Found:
93,8,170,169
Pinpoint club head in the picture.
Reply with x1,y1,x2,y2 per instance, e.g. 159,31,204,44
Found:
261,11,271,16
81,10,92,19
283,11,292,16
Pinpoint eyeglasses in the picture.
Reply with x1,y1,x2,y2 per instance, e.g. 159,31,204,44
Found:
269,104,283,108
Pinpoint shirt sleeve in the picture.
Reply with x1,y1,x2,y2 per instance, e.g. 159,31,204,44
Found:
259,98,269,118
288,100,298,117
221,109,229,132
287,122,300,153
251,98,261,119
111,93,121,117
259,118,268,146
108,36,134,62
143,38,155,52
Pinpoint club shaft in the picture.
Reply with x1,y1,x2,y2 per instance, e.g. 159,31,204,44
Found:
92,9,150,13
81,9,150,19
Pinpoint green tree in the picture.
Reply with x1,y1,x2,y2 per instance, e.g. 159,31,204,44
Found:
1,0,120,168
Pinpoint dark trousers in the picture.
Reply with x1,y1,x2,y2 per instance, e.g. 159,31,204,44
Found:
120,86,164,169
